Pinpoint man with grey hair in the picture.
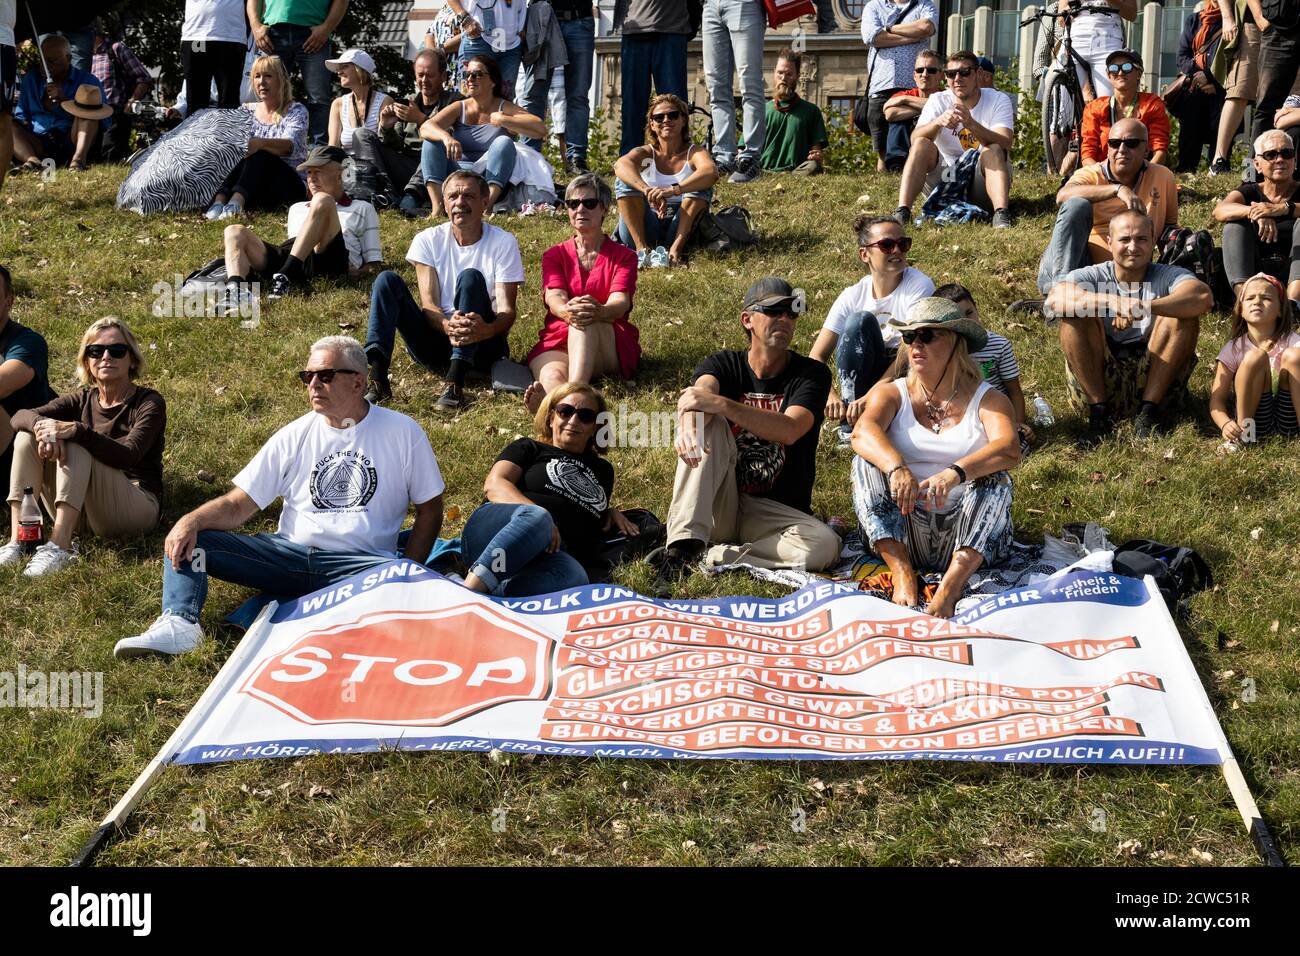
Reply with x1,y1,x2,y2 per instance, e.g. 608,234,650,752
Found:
12,34,111,171
115,335,446,658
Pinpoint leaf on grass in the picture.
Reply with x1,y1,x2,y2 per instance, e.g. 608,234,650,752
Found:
681,839,697,851
1162,449,1176,460
1250,527,1262,540
1269,620,1280,633
1088,471,1105,482
1060,496,1072,508
1143,477,1160,487
308,784,333,799
337,321,356,330
196,470,216,484
1117,839,1142,856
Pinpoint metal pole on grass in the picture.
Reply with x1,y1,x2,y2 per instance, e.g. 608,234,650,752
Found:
24,2,50,83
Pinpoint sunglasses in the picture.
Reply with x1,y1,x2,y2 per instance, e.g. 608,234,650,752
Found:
299,368,360,385
650,110,682,124
564,197,602,210
1108,137,1146,151
915,66,941,75
1261,147,1297,161
864,236,913,254
84,343,130,360
944,67,974,79
1106,62,1140,75
755,305,798,319
554,403,598,425
902,328,945,345
464,70,488,80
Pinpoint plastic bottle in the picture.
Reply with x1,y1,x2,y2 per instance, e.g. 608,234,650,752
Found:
1032,395,1055,427
18,487,42,555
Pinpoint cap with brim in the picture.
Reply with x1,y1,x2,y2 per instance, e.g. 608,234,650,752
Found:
326,48,377,75
977,56,995,74
743,276,798,312
888,297,988,352
1105,48,1142,67
297,144,349,171
61,84,114,121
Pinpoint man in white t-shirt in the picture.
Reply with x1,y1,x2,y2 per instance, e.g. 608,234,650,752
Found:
114,336,446,659
895,50,1015,228
809,214,934,442
364,169,525,414
217,145,382,314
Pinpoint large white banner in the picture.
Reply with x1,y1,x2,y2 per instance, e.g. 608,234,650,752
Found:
169,564,1230,766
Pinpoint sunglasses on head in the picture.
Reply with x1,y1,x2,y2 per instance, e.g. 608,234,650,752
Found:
554,403,598,424
650,110,682,124
84,343,130,360
945,67,974,79
864,236,913,254
915,65,941,75
298,368,359,385
1261,147,1297,161
1106,61,1140,75
1108,136,1145,150
902,328,944,345
564,197,602,210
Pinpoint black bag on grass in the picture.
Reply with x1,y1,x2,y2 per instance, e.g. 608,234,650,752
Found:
585,508,665,581
1112,538,1213,613
696,205,758,253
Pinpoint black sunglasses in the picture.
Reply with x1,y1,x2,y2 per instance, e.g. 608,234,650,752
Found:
463,70,488,80
650,110,682,124
1108,136,1146,150
944,67,974,79
1106,62,1140,75
755,304,798,318
554,403,598,425
299,368,360,385
1261,147,1297,161
915,66,941,75
902,328,944,345
864,236,913,254
84,343,130,359
564,197,602,210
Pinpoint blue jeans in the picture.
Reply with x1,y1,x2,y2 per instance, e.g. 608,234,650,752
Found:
421,135,518,189
463,502,589,596
884,120,914,172
162,531,394,623
519,16,595,158
365,268,508,372
1037,196,1094,294
265,23,332,145
835,310,895,405
613,177,712,250
620,33,688,156
459,37,523,99
702,0,767,166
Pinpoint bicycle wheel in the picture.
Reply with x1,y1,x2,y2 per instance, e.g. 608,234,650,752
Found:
1041,69,1078,174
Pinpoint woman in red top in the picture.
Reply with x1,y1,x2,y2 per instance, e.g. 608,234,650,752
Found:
524,173,640,411
1079,49,1170,166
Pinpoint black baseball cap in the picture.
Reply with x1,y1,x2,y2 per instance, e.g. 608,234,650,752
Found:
743,276,798,312
1106,48,1142,68
297,144,348,170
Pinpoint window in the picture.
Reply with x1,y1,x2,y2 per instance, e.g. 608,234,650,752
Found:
827,96,861,120
835,0,866,20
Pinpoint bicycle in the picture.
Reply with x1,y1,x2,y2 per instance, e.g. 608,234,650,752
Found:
1023,1,1124,176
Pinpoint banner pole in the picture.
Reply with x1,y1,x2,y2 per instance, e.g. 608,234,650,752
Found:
1220,757,1285,867
69,602,280,867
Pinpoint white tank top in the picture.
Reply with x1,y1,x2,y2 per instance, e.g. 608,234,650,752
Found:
339,90,385,148
887,378,992,506
643,148,696,204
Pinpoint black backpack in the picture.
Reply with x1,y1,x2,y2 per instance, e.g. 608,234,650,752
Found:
1158,224,1231,309
1112,539,1213,614
695,205,758,253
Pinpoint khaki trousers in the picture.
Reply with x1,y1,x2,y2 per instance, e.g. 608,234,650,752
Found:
666,413,840,572
7,431,160,537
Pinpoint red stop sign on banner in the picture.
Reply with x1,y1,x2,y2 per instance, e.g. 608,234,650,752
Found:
241,604,554,725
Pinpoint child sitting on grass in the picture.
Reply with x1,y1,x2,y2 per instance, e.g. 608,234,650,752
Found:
1209,273,1300,452
935,283,1034,451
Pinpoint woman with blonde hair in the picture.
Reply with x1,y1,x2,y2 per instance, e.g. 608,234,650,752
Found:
2,318,166,577
326,48,394,151
613,93,719,269
850,298,1021,617
204,55,310,219
461,382,637,596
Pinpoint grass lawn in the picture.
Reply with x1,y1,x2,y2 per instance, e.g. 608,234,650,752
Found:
0,161,1295,867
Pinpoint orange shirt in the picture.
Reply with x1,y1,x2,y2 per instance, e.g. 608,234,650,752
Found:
1065,161,1179,263
1079,92,1171,165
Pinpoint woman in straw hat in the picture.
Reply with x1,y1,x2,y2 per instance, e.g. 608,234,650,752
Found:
850,297,1022,618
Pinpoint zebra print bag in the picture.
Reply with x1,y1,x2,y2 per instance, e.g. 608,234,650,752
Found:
117,108,254,215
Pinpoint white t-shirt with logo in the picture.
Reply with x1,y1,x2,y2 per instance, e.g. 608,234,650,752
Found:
406,221,526,315
182,0,248,44
287,198,382,272
822,267,936,348
918,88,1016,166
234,405,445,557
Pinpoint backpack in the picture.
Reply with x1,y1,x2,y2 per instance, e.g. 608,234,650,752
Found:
342,155,393,209
695,205,758,253
1157,224,1228,307
586,508,665,581
1112,538,1213,615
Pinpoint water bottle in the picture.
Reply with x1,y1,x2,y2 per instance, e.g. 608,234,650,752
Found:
17,487,42,555
1032,394,1055,427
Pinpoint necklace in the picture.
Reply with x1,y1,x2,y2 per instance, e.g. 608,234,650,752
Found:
915,354,958,433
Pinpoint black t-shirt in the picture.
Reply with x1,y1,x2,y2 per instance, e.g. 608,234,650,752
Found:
496,438,615,561
1236,180,1294,252
693,349,831,515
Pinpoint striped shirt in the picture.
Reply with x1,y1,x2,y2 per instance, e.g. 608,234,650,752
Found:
91,38,153,109
968,331,1021,394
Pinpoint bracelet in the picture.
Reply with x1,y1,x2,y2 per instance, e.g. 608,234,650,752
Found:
886,464,908,481
948,463,967,483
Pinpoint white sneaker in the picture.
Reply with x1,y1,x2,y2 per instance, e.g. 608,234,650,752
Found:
0,541,25,567
216,201,243,221
22,542,76,578
203,201,224,221
113,612,205,659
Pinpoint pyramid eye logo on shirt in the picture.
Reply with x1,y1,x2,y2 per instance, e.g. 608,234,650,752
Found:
545,458,607,515
310,450,378,510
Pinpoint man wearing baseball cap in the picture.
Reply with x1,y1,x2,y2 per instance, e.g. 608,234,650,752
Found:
1078,49,1169,167
215,143,384,315
651,276,839,597
12,34,111,172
